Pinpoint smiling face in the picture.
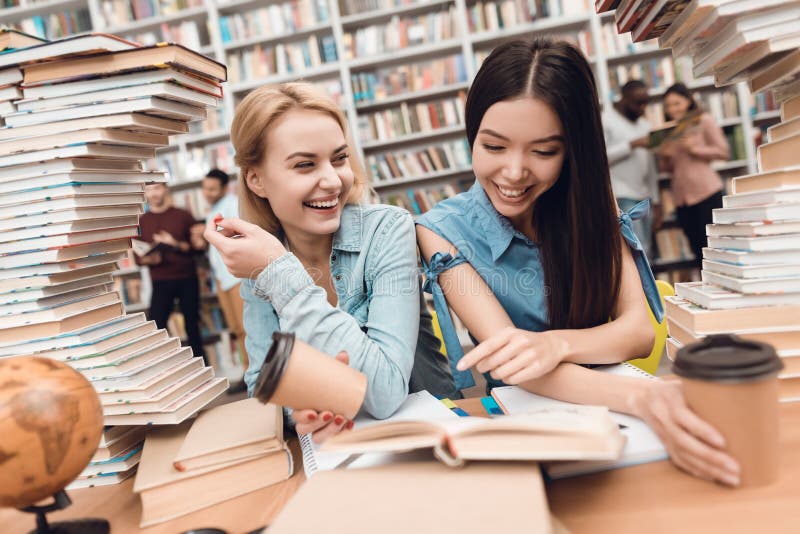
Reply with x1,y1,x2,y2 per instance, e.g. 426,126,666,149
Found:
471,96,566,235
244,108,354,241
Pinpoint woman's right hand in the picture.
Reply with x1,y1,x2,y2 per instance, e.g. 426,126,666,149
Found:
634,379,740,486
292,351,354,444
203,215,287,279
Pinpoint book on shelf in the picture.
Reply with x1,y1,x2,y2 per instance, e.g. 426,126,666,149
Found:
98,0,204,27
342,7,459,60
173,398,287,472
217,0,329,43
134,417,293,527
351,55,467,103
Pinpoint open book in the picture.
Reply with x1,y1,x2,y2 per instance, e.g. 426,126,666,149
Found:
320,402,625,467
491,363,668,478
131,238,171,258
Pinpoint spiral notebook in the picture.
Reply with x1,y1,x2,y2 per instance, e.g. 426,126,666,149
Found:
491,362,668,479
299,390,457,478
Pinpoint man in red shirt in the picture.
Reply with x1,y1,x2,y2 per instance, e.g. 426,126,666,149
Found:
136,182,205,364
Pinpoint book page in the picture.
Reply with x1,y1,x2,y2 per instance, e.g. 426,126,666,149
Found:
303,391,457,477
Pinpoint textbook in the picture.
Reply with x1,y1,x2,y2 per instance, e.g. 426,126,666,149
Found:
65,328,169,366
767,118,800,144
0,273,112,305
135,420,292,527
0,207,142,233
702,246,800,267
0,67,22,87
0,129,169,156
173,398,286,472
0,215,140,244
0,29,46,52
706,233,800,252
758,132,800,173
23,43,227,84
73,337,180,380
0,171,164,194
712,202,800,224
0,225,139,256
15,81,220,113
0,260,120,295
667,316,800,355
36,321,157,361
1,284,113,316
0,193,144,222
705,220,800,238
701,269,800,294
664,295,800,334
0,144,154,168
21,66,223,100
320,404,625,466
89,347,194,393
101,367,214,416
0,113,187,141
0,33,137,69
2,96,206,127
103,376,228,426
131,238,171,258
675,281,800,309
97,357,205,404
647,109,703,148
0,158,141,182
702,259,800,280
268,461,551,534
721,188,800,209
491,363,667,479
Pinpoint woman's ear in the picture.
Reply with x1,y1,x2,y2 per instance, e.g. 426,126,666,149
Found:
245,168,268,199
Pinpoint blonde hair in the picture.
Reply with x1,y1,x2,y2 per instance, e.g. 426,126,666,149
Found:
231,82,368,234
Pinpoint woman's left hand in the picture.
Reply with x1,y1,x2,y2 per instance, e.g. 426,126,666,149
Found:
456,327,567,383
203,215,287,279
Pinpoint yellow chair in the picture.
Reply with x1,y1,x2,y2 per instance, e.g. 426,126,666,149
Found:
627,280,675,375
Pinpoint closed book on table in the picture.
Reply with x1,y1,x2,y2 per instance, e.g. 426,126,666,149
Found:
134,421,293,527
269,461,551,534
664,295,800,333
173,398,286,472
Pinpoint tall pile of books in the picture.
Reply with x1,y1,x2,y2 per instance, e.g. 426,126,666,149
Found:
0,33,229,489
598,1,800,403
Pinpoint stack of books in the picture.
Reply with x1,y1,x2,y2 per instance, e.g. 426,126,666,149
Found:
134,399,293,527
0,33,229,487
597,1,800,402
0,29,46,124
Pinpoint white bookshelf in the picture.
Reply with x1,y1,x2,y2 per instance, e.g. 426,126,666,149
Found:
0,0,772,191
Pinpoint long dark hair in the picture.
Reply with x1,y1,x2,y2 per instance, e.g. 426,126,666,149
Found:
663,82,698,121
465,38,622,331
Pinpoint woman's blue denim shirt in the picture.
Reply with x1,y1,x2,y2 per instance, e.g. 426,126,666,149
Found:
241,203,456,420
416,180,664,391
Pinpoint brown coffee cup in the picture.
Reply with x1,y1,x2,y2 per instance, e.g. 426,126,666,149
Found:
673,334,784,488
253,332,367,419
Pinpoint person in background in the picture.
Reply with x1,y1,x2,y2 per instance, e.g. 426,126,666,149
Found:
658,82,730,267
137,182,206,364
193,168,249,369
603,79,660,259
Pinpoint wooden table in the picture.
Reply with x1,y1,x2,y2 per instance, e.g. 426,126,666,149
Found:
3,401,799,534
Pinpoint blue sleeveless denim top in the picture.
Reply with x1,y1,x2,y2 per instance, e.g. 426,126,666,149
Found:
416,180,664,390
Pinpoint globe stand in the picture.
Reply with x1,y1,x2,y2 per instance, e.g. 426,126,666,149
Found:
20,491,110,534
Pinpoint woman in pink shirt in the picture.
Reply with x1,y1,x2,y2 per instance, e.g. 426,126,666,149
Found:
658,83,730,267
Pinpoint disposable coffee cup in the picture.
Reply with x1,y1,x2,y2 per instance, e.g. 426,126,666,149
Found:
253,332,367,419
672,334,784,487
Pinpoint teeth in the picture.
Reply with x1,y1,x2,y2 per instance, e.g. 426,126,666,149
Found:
305,198,338,208
497,185,526,198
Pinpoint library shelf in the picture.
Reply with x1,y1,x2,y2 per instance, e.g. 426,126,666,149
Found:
221,22,334,52
105,6,208,37
340,0,455,28
355,82,470,111
360,124,465,150
372,166,473,190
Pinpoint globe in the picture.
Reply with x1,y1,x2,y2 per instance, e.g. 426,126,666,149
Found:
0,356,104,509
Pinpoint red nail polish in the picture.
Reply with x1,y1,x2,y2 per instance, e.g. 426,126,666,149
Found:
322,413,333,422
307,412,317,421
213,215,223,223
334,416,344,425
346,420,354,430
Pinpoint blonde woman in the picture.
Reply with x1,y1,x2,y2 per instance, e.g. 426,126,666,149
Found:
204,83,455,442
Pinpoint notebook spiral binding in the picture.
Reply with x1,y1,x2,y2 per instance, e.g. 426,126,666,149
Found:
299,432,319,477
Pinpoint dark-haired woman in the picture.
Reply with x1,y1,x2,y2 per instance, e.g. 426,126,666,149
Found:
658,82,730,266
416,39,740,486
